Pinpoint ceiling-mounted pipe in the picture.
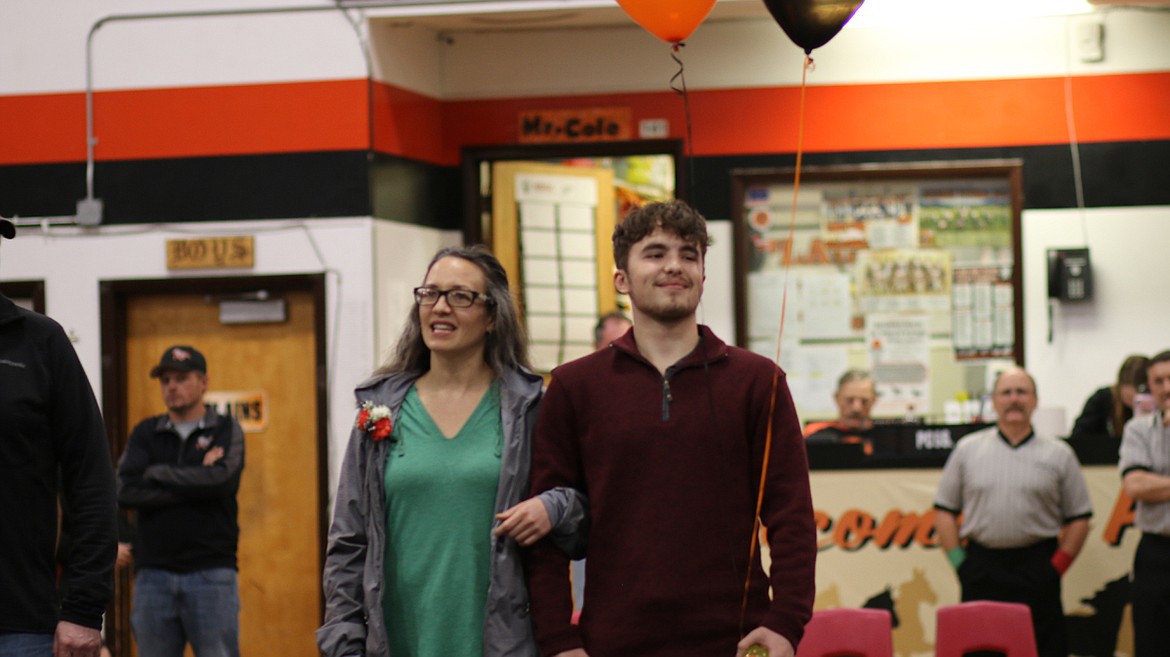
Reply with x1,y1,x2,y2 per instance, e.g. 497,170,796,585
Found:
85,3,369,206
81,1,419,224
333,1,376,162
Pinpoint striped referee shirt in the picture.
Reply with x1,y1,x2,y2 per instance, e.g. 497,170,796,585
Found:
1119,413,1170,535
934,426,1093,548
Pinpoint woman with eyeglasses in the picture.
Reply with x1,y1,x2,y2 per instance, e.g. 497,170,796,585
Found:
318,245,585,657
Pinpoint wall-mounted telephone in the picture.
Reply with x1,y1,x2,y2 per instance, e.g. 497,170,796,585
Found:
1047,248,1093,301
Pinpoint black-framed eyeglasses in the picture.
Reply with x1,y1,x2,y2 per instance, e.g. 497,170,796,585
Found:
413,287,490,308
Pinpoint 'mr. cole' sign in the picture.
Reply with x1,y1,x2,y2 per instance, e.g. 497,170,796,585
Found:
518,108,630,144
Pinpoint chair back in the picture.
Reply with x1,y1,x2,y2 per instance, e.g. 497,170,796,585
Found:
935,601,1038,657
795,608,894,657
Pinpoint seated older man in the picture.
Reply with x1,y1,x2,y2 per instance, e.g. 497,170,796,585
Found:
804,369,879,452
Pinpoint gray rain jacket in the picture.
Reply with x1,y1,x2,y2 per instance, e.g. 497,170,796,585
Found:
317,367,586,657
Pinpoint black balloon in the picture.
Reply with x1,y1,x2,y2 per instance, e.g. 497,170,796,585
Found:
761,0,865,54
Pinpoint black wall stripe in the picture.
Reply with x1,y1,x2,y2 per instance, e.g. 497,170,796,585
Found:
2,140,1166,229
1,162,86,219
0,151,457,231
370,154,460,231
691,140,1170,220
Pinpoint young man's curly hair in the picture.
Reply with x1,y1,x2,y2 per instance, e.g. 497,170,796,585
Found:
612,200,711,271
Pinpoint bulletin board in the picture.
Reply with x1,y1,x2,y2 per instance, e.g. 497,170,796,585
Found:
731,161,1024,422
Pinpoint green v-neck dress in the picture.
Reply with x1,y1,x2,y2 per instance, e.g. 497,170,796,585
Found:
382,380,502,657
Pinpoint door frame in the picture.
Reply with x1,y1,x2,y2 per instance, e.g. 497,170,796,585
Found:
98,273,329,657
0,280,46,312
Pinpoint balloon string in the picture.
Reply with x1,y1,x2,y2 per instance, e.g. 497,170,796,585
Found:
670,43,697,205
739,53,813,640
777,55,811,365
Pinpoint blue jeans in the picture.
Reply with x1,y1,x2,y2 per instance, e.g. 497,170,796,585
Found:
131,568,240,657
0,633,53,657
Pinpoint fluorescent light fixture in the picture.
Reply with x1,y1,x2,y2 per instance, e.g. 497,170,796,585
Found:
845,0,1095,28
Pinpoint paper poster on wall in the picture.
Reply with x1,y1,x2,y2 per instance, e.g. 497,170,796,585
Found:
743,186,825,270
867,313,930,417
822,187,918,252
951,266,1014,360
855,249,952,313
918,183,1012,262
799,271,854,340
783,346,851,419
747,269,791,343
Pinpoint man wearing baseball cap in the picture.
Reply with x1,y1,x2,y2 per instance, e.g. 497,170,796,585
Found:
1,214,117,657
117,345,245,657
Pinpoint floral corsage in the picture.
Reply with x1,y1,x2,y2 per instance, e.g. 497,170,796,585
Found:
355,401,393,441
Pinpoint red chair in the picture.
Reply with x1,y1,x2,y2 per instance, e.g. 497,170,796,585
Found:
935,601,1038,657
795,608,894,657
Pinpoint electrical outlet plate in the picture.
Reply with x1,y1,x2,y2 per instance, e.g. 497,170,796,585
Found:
1074,17,1104,62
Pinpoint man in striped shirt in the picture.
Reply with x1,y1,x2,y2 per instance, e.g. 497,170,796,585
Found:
1119,349,1170,657
933,366,1092,657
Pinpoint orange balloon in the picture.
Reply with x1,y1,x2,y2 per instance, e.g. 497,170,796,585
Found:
616,0,717,44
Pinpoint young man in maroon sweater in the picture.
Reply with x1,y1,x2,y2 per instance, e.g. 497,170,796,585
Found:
526,200,817,657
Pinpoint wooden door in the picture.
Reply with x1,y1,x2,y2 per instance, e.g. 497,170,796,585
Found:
118,288,321,657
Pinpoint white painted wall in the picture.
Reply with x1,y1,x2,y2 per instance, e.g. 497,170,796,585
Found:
698,220,735,344
5,2,1168,99
371,220,461,365
1023,206,1170,434
1,0,367,95
436,8,1170,98
368,20,447,98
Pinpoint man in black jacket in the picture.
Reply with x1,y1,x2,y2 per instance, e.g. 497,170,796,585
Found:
117,345,245,657
0,216,117,657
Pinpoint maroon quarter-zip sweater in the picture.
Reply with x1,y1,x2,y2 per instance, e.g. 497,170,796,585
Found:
526,326,816,657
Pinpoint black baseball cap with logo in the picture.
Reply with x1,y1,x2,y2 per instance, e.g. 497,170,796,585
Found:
150,345,208,377
0,217,14,239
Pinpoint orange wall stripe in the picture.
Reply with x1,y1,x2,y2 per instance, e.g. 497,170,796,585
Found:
443,72,1170,163
692,73,1170,155
2,73,1168,167
372,82,445,164
0,80,369,165
1,92,87,165
1066,72,1170,143
94,80,369,160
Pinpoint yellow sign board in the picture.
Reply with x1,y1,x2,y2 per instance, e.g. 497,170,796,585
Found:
518,107,630,144
166,236,254,270
204,390,269,433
